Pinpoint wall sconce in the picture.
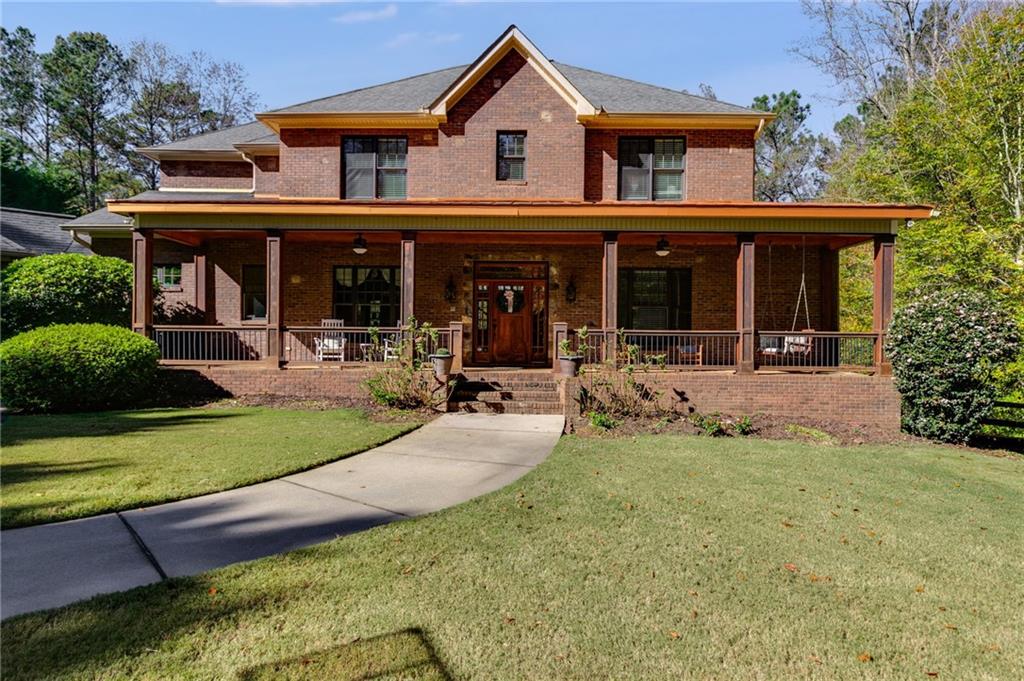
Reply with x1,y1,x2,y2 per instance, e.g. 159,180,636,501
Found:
444,275,456,303
352,233,368,255
655,236,671,257
564,277,577,304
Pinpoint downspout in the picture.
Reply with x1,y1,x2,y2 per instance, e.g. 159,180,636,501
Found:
69,229,92,252
240,151,257,193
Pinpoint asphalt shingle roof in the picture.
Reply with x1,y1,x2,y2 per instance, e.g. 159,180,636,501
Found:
144,121,278,153
150,59,760,153
0,207,89,257
62,207,134,229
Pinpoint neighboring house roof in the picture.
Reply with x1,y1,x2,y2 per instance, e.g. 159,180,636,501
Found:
0,206,89,259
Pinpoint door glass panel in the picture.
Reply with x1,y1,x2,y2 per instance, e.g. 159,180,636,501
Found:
496,285,525,313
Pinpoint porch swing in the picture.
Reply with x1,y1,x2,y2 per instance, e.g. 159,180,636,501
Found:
758,237,815,365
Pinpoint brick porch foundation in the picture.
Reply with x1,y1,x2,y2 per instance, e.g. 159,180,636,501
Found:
165,366,901,432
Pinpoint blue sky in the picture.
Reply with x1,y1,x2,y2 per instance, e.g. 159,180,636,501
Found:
2,1,852,135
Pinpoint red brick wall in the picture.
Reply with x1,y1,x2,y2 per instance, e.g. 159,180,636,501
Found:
159,160,252,190
254,155,279,195
278,52,585,200
165,366,901,431
427,50,584,199
584,128,754,201
566,372,901,430
91,236,199,320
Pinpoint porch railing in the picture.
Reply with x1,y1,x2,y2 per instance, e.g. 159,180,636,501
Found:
153,325,269,362
755,331,878,373
281,325,454,365
555,327,740,369
555,326,880,373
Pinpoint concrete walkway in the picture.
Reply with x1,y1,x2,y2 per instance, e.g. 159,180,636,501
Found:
1,413,563,619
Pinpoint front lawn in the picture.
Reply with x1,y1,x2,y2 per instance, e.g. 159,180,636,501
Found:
2,433,1020,679
0,406,419,528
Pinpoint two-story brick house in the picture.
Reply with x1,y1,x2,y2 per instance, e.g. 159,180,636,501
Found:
66,26,932,426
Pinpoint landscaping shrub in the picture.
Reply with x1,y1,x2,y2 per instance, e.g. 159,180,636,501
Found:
0,324,160,412
365,366,448,410
0,254,135,336
886,289,1021,443
690,412,727,437
576,370,664,420
588,411,620,430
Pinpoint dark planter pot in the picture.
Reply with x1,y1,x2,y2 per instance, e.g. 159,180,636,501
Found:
559,356,583,377
430,354,455,378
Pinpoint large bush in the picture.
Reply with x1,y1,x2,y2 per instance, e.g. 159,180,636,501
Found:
886,289,1020,443
0,254,134,336
0,324,160,412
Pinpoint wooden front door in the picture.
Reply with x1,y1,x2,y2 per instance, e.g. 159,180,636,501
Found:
472,263,548,366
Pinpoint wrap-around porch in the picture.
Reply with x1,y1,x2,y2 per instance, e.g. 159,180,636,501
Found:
129,227,895,375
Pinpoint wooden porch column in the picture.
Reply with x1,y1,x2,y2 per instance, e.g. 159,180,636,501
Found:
400,232,416,325
131,229,154,336
601,232,618,330
872,234,895,375
194,246,208,323
736,234,756,373
820,246,840,331
265,231,283,367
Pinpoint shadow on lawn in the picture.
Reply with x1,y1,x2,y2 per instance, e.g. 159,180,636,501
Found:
0,410,244,447
238,627,453,681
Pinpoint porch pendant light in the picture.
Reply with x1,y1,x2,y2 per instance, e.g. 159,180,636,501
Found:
352,233,368,255
655,236,671,257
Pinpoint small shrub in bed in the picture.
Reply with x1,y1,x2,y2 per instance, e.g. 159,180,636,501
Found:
886,289,1020,443
0,324,160,412
690,412,727,437
365,366,448,410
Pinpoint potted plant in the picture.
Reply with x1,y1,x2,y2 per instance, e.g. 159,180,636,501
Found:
561,333,585,376
429,347,455,377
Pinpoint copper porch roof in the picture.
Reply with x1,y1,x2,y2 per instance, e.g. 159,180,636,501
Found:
107,193,935,220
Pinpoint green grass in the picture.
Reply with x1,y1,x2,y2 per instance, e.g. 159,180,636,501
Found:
0,407,419,529
3,435,1022,680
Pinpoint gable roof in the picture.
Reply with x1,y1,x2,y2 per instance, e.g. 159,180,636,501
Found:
0,207,90,258
149,25,769,154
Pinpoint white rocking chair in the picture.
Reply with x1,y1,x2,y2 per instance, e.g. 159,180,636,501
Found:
315,318,347,362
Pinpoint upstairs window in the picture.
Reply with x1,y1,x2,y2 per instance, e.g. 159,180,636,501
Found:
618,137,686,201
343,137,407,199
496,132,526,181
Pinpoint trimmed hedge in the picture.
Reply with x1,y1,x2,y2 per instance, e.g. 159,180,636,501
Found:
0,324,161,412
886,289,1021,443
0,254,134,337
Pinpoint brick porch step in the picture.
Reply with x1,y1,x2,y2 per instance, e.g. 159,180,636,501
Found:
448,371,563,415
449,400,563,415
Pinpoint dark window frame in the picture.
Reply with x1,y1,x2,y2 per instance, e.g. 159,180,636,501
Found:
617,267,693,330
154,263,182,289
617,136,687,201
331,265,402,327
496,131,527,182
341,136,408,200
241,264,267,321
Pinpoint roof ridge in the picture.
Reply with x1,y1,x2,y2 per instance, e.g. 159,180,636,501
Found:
554,61,756,113
266,64,468,114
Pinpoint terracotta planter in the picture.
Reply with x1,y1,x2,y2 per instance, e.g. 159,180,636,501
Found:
559,356,583,377
430,353,454,377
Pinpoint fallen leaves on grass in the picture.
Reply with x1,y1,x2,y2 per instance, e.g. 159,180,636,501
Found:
783,563,799,573
858,652,873,663
668,630,680,640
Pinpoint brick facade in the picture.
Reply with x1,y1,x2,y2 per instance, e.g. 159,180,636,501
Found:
565,372,901,430
253,155,279,195
91,236,200,321
165,366,901,431
584,128,754,201
158,160,252,190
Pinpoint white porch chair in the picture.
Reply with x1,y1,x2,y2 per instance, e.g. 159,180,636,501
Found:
315,318,347,362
